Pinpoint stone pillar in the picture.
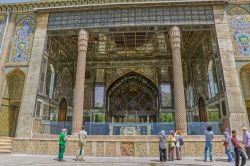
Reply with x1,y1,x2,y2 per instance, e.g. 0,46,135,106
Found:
169,26,187,134
213,5,249,131
72,29,88,133
15,13,49,138
0,13,16,106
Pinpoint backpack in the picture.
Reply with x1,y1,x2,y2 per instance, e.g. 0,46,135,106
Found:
179,137,184,146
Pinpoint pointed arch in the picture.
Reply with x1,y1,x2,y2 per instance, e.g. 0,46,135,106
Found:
0,69,25,136
239,63,250,124
107,72,159,122
58,98,67,122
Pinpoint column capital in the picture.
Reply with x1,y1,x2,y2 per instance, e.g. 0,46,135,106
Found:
169,26,181,49
78,29,89,52
78,29,89,40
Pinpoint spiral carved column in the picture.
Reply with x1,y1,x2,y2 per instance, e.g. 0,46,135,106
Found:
169,26,187,134
72,29,89,134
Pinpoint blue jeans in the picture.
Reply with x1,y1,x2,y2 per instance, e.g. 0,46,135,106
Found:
226,148,234,161
204,141,213,161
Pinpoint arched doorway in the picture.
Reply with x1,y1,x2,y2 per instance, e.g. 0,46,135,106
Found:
0,70,25,137
107,72,159,122
198,97,207,122
240,64,250,124
58,98,67,122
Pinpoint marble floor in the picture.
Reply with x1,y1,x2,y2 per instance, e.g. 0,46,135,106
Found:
0,154,246,166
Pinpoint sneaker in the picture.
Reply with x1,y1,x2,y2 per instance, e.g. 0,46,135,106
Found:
204,160,207,162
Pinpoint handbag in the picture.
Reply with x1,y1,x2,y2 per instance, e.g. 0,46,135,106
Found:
223,141,228,147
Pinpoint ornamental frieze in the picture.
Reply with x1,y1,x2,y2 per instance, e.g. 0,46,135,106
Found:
0,0,226,13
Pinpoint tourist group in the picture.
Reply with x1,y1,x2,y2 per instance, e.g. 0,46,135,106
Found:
56,126,250,166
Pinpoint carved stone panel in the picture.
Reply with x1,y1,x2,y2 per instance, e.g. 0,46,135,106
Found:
120,142,135,157
96,142,105,157
149,142,158,157
105,142,116,157
135,142,147,157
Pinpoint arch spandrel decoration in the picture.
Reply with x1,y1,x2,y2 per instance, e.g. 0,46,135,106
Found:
9,14,36,63
228,7,250,56
107,72,159,117
0,15,6,54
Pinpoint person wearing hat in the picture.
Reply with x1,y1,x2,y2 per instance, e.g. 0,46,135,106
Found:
76,126,87,161
242,127,250,159
58,128,69,161
204,126,214,162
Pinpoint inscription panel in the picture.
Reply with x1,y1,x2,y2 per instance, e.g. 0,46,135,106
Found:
48,6,214,30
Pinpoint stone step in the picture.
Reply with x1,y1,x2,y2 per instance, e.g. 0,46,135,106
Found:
0,139,12,143
0,137,12,153
0,136,12,139
0,149,11,153
0,145,11,149
0,142,11,145
0,137,12,141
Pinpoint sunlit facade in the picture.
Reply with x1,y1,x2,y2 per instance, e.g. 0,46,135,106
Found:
0,0,249,156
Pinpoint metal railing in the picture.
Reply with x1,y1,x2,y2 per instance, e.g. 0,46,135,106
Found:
40,121,222,135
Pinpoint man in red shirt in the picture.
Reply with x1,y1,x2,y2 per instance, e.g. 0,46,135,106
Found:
231,130,246,166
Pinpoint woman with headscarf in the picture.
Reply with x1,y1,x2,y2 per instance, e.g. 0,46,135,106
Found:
223,128,234,162
167,130,176,161
158,130,167,162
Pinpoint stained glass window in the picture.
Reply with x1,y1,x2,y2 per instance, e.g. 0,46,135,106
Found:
160,83,172,108
208,60,218,98
84,86,92,109
35,101,42,117
94,84,105,108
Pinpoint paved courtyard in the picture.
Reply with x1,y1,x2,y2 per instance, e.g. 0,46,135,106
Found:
0,154,247,166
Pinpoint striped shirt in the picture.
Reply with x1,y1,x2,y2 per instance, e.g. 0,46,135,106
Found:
231,136,242,149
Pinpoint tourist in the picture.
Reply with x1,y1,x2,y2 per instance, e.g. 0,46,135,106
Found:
204,126,214,162
157,130,167,162
76,126,87,161
242,127,250,160
58,128,69,161
167,130,176,161
223,128,234,162
231,130,246,166
175,130,183,160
